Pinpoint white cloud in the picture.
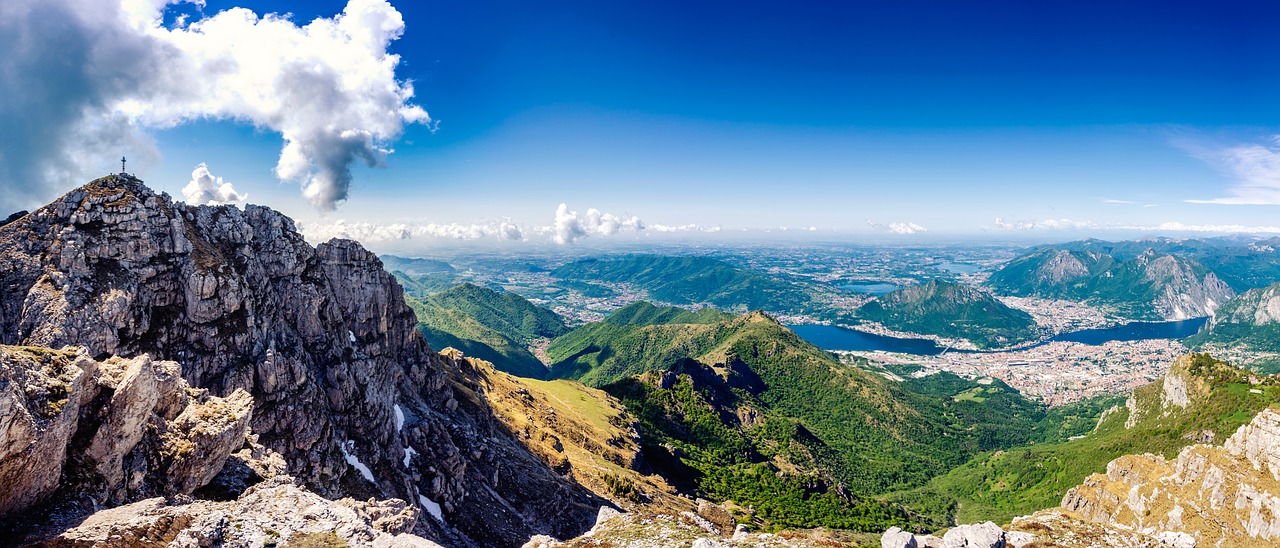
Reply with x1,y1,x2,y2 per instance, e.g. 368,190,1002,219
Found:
1117,222,1280,234
1102,198,1135,204
0,0,427,212
181,163,246,205
1184,136,1280,205
868,220,927,234
992,217,1097,231
552,204,644,245
303,219,525,243
650,223,722,233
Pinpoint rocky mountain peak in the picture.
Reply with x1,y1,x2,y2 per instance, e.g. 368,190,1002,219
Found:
0,175,600,546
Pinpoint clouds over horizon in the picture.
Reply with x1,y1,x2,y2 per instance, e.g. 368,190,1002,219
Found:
992,217,1280,234
993,217,1098,231
550,204,644,245
0,0,426,212
302,203,664,245
867,220,927,234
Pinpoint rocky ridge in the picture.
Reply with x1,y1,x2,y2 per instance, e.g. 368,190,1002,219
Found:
987,248,1233,321
884,407,1280,548
0,175,603,546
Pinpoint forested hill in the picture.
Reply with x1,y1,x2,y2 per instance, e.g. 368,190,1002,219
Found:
550,255,810,312
407,283,568,378
549,306,1069,503
856,280,1038,348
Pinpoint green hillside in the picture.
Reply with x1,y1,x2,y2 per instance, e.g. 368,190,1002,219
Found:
900,353,1280,525
392,271,456,298
606,358,921,532
551,307,1068,505
407,283,569,378
550,255,810,313
545,302,734,385
855,280,1038,348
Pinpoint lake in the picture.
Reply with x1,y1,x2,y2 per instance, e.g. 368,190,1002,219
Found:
788,324,947,355
789,316,1209,356
1046,317,1208,345
840,282,900,295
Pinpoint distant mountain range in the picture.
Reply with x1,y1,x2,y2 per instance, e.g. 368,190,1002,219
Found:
550,255,810,313
987,247,1234,320
1026,236,1280,293
856,280,1039,348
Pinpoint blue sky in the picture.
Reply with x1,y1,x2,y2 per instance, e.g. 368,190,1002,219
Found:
6,0,1280,244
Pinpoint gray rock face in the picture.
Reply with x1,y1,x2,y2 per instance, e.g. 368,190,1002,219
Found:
1141,254,1234,320
0,347,251,515
31,477,442,548
940,522,1005,548
0,175,602,546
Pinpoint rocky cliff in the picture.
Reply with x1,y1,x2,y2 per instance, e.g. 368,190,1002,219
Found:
1187,281,1280,359
884,407,1280,548
0,175,602,546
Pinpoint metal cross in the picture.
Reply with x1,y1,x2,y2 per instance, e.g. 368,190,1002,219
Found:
121,156,126,174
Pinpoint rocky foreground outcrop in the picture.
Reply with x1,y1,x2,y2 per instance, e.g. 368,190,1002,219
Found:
0,347,250,517
883,408,1280,548
0,175,604,546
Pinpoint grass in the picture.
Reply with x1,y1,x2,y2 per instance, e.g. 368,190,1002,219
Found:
523,377,623,434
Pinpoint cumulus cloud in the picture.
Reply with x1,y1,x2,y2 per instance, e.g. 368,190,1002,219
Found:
0,0,427,212
993,217,1098,231
867,220,927,234
552,204,644,245
182,163,246,205
302,219,525,243
1184,136,1280,205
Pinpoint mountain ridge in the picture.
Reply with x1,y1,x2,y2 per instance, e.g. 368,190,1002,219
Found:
0,175,602,546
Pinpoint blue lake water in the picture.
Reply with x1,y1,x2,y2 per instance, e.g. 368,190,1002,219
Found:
789,316,1209,356
1046,317,1208,345
937,262,984,274
840,282,900,295
788,324,947,355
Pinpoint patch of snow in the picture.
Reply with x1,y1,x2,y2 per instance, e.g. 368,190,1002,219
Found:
393,404,405,432
348,330,356,343
339,440,375,484
403,446,417,467
416,488,444,522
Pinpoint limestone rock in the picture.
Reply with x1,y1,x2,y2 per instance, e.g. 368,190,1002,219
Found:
0,347,251,516
33,477,443,548
882,526,919,548
0,175,604,546
940,521,1004,547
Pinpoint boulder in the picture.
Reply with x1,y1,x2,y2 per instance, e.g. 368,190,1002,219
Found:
941,521,1005,548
